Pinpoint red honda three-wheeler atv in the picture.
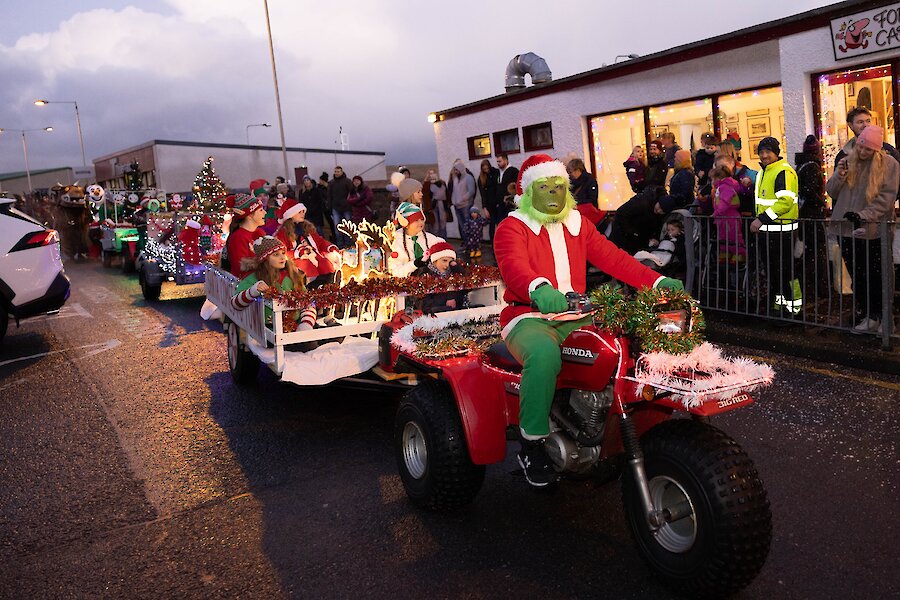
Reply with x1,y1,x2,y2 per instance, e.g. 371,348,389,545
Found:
390,293,773,599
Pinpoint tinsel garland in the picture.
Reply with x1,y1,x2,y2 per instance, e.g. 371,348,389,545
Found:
203,251,221,266
391,312,501,360
588,286,705,354
263,265,502,308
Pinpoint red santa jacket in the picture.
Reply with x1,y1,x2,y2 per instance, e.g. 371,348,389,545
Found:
494,209,663,336
276,227,338,279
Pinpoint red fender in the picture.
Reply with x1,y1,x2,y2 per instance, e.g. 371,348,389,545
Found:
438,357,512,465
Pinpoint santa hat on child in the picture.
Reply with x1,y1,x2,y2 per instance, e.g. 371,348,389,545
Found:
426,241,456,263
515,154,569,199
225,193,262,218
250,179,270,197
276,199,307,223
394,201,425,228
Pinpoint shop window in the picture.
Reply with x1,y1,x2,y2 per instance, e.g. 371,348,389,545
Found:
717,86,785,164
588,110,647,210
817,64,894,178
493,128,520,155
523,122,554,151
648,98,713,156
467,134,492,160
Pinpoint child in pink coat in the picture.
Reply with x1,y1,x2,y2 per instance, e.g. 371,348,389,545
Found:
711,166,746,264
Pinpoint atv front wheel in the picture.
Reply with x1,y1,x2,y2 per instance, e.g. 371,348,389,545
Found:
395,383,484,510
622,419,771,599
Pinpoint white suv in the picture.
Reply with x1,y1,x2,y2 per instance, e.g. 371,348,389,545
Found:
0,197,70,344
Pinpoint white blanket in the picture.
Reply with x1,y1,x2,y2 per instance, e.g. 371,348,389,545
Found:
246,336,379,386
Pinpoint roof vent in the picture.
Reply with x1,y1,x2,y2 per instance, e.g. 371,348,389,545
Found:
505,53,552,93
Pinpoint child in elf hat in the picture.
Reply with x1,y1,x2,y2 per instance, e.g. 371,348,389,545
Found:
250,178,278,235
275,198,340,287
231,236,317,332
223,193,266,277
461,207,489,259
413,241,466,313
388,201,444,277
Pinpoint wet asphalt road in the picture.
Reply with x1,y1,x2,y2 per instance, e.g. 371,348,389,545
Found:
1,260,898,600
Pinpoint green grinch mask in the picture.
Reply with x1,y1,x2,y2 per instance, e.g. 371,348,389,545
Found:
518,175,575,224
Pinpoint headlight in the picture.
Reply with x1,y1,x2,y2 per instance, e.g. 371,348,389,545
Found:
655,309,689,334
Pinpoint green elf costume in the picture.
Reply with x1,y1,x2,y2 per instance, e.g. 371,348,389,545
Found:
493,154,684,487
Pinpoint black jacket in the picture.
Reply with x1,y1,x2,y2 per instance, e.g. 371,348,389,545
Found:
608,186,665,255
327,174,354,213
570,171,599,207
477,167,501,212
645,156,668,189
300,186,326,226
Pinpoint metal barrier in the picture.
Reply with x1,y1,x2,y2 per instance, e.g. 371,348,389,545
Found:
683,215,897,349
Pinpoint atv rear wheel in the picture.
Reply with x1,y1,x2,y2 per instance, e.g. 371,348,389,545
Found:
395,382,484,510
226,320,259,384
622,419,771,599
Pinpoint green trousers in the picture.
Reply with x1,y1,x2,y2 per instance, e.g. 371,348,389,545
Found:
505,316,593,438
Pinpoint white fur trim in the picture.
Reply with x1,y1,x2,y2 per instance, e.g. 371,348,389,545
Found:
429,248,456,262
185,219,201,229
528,277,551,293
520,160,569,193
546,223,573,294
652,275,666,288
508,208,582,236
391,312,498,353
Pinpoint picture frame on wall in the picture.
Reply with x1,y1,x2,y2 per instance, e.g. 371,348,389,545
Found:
749,136,764,159
847,81,856,96
748,116,771,137
779,115,785,134
746,108,770,117
726,114,739,124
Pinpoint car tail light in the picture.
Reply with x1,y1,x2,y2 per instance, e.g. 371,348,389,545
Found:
9,229,59,252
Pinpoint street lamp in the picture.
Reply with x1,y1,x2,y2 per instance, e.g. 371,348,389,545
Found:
262,0,291,183
0,127,53,194
246,122,271,145
34,99,85,166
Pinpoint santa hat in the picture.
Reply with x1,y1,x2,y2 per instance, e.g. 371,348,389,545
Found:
201,215,212,226
394,201,425,228
225,192,262,217
277,198,307,223
185,218,201,229
252,235,286,262
250,178,269,197
426,241,456,263
516,154,569,196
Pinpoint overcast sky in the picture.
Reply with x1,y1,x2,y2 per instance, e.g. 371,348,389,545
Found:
0,0,831,175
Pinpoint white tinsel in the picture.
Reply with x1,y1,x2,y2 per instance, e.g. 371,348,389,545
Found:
391,312,498,353
631,342,775,408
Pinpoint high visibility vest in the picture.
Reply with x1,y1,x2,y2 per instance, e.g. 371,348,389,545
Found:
754,158,798,232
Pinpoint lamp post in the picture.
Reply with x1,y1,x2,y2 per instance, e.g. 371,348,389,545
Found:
0,127,53,194
34,100,85,166
246,122,271,145
262,0,291,183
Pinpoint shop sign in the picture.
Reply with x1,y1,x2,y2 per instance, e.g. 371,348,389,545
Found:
831,4,900,61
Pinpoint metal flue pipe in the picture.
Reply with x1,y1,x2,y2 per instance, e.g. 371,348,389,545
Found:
504,53,552,92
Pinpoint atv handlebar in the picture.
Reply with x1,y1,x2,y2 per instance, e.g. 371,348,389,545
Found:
530,292,595,314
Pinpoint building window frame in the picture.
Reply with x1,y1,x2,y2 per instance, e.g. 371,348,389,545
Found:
467,133,492,160
492,128,521,156
522,122,554,152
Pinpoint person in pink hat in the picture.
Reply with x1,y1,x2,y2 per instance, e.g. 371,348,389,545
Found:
827,125,899,335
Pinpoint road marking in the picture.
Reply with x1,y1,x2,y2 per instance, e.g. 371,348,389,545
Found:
0,339,121,368
22,302,92,323
744,354,900,392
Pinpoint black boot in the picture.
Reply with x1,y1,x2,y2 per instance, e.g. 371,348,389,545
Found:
517,438,559,487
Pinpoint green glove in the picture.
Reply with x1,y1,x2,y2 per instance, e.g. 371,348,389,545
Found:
530,283,569,314
657,277,685,291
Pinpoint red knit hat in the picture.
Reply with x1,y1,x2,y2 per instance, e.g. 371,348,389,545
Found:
427,241,456,263
276,199,307,223
516,154,569,196
249,179,269,197
225,193,262,217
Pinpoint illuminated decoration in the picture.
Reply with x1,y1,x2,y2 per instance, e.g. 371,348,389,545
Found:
628,342,774,409
263,264,502,309
144,238,180,273
125,161,142,191
335,219,394,285
391,313,501,360
191,156,229,212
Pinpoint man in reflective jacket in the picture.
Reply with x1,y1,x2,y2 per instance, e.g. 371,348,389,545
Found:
749,136,801,317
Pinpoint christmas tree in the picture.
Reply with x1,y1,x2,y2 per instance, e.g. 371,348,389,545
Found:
191,156,228,212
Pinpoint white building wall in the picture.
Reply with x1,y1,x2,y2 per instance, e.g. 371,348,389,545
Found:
153,145,387,193
779,26,900,160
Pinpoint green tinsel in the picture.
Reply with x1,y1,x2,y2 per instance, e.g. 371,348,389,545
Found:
589,286,705,355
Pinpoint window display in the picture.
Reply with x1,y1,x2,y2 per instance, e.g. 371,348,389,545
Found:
717,86,785,162
588,110,646,210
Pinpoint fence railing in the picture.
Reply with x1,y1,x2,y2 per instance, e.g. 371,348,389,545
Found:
681,215,897,349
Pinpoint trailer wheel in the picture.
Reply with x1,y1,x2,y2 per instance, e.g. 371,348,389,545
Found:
139,266,161,301
226,320,259,384
622,419,771,599
395,382,484,510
